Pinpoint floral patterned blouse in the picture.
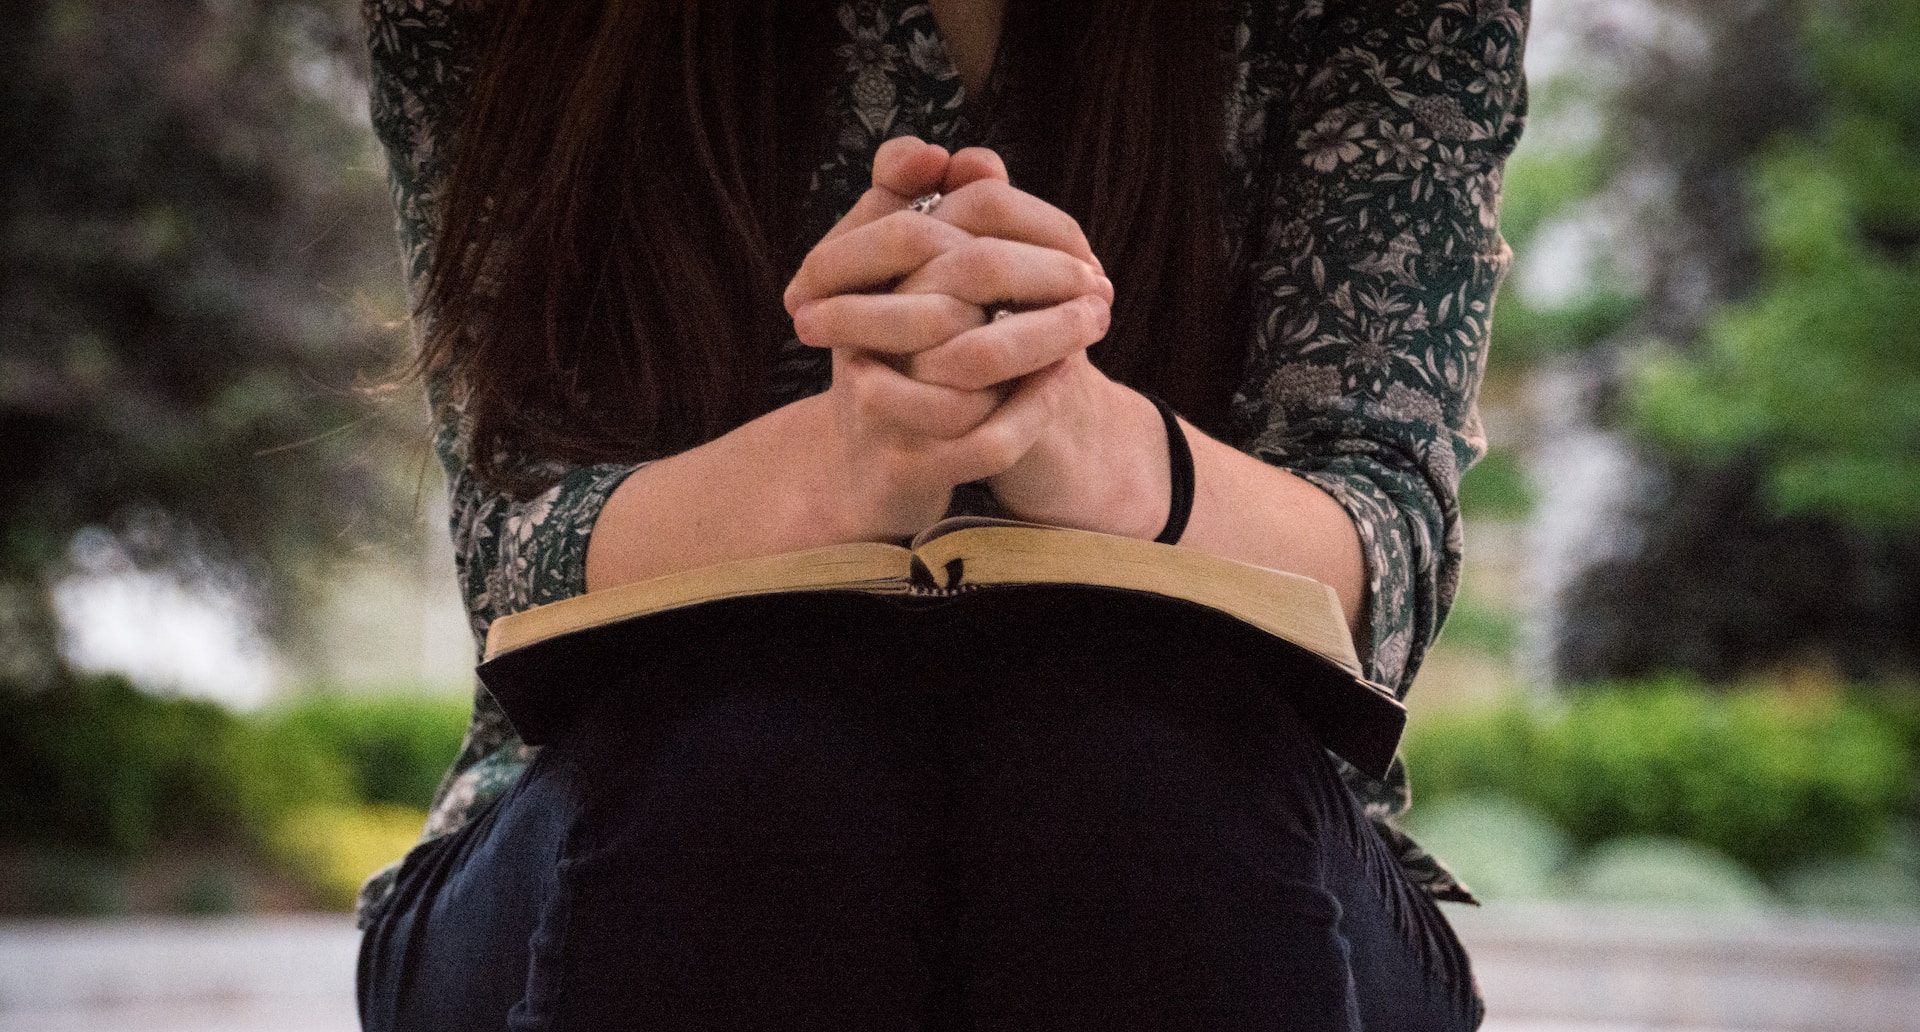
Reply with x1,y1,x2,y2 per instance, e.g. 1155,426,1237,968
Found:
356,0,1529,929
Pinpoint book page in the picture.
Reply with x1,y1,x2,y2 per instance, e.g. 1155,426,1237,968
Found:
484,541,912,660
912,523,1365,680
909,513,1059,551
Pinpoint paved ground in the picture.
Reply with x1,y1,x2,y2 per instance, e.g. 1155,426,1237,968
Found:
1,905,1916,1031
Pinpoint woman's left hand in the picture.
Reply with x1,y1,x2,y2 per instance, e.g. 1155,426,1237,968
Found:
809,147,1174,538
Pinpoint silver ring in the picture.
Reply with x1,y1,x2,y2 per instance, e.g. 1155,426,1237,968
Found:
988,305,1015,322
908,191,943,215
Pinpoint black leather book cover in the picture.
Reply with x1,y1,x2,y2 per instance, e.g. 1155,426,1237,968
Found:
477,583,1405,780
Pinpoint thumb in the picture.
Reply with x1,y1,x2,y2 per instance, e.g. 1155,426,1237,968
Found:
873,135,951,199
941,146,1010,192
814,137,952,250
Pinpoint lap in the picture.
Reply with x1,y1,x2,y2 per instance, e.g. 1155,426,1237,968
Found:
359,662,1479,1031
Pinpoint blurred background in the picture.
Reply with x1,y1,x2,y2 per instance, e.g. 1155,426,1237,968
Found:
1,0,1916,1029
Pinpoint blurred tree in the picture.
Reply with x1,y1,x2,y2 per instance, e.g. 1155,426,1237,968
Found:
1545,0,1920,684
1633,0,1920,529
1485,142,1642,367
0,0,415,685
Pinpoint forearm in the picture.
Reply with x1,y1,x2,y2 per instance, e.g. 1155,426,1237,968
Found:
1064,382,1369,642
1179,422,1369,640
582,393,857,593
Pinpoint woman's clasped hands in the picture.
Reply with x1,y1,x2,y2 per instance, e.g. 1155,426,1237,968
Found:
783,136,1167,545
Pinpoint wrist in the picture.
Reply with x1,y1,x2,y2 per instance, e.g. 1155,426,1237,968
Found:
984,376,1168,539
1104,380,1174,540
778,391,939,545
996,377,1167,539
771,393,864,546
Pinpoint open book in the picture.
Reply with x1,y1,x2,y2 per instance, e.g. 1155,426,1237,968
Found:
478,515,1406,778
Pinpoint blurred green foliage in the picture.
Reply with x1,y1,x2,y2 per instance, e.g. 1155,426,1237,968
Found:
1521,0,1920,684
0,673,466,912
0,0,412,682
1436,584,1523,657
0,673,353,855
1780,846,1920,916
268,803,431,911
13,849,133,917
168,864,249,916
0,674,463,857
262,693,469,809
1401,677,1916,877
1487,144,1644,366
1629,0,1920,529
1458,446,1536,521
1491,286,1640,367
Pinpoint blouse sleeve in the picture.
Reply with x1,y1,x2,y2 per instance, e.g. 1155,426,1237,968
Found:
366,0,649,654
1233,0,1529,698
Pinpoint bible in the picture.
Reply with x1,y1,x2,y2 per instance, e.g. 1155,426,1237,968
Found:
477,515,1406,779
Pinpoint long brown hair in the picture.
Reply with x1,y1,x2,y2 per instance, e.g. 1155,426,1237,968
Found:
420,0,1239,496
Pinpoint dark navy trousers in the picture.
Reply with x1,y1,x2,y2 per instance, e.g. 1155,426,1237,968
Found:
357,615,1483,1030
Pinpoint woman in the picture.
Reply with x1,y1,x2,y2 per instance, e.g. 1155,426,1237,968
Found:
355,0,1527,1028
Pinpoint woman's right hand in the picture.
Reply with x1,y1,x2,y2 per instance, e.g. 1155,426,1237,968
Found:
782,137,1086,543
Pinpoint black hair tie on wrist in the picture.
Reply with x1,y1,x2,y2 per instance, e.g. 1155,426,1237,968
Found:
1138,390,1194,545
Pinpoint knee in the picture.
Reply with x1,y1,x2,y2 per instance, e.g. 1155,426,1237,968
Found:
974,690,1285,789
562,687,938,851
964,692,1333,852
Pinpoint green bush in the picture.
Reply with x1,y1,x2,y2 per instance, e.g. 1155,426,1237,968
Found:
0,674,467,864
1436,585,1523,656
1402,677,1915,877
1459,447,1537,522
0,674,352,855
269,802,429,911
261,693,468,810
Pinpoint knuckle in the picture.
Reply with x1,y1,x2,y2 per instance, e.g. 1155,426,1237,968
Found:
953,237,1000,281
968,180,1016,223
819,297,862,344
1072,256,1104,294
1056,296,1090,334
975,428,1023,472
846,369,888,422
901,301,939,345
1074,295,1111,340
898,213,956,262
792,299,821,344
908,297,957,343
854,186,891,214
1060,211,1093,251
1032,377,1061,421
938,294,981,334
877,211,922,251
948,334,1007,390
872,446,914,490
787,259,818,304
874,137,911,165
927,393,978,437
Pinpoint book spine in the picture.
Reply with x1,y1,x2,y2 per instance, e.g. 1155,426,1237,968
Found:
900,554,980,597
